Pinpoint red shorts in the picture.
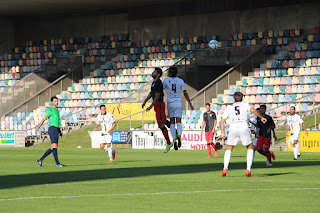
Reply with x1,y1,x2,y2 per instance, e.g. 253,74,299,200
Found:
205,132,214,142
257,136,270,149
154,102,167,124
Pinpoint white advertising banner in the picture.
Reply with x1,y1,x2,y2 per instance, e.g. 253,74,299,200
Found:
0,131,25,147
132,130,215,150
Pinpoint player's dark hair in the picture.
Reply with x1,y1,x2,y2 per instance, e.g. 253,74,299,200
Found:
168,67,178,77
51,96,58,102
256,108,260,110
100,105,106,109
233,92,243,102
260,104,266,110
155,67,162,77
205,103,211,107
290,106,296,110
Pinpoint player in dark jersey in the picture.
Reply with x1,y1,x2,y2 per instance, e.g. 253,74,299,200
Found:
256,104,276,166
142,67,173,153
201,103,218,158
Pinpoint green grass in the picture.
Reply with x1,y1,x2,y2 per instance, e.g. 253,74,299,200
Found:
0,147,320,212
36,121,154,149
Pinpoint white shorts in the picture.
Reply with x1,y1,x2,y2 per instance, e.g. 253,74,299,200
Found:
167,102,183,118
227,127,252,146
100,134,112,144
289,132,300,144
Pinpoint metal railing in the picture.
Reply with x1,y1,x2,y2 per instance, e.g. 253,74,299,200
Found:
189,46,267,109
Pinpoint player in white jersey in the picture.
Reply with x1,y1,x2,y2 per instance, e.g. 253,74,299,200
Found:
163,67,194,150
94,105,117,163
286,106,308,160
219,92,266,177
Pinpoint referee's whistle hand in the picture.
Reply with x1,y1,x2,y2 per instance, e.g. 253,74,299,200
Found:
261,118,267,123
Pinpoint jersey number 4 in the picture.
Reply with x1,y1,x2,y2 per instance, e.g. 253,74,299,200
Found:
235,106,240,115
172,84,176,93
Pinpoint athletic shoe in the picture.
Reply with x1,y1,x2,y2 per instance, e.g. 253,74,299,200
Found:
206,155,213,158
164,143,173,153
270,151,276,160
245,170,252,177
214,150,218,158
108,160,114,163
56,164,66,167
293,158,298,160
173,140,178,151
36,159,42,167
266,160,273,166
113,150,117,160
297,155,300,160
177,135,181,148
221,169,228,177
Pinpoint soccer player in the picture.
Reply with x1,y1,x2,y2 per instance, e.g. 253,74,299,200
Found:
256,104,276,166
36,96,65,167
219,92,266,177
201,103,218,158
286,106,308,160
163,66,194,150
142,67,173,153
94,105,117,163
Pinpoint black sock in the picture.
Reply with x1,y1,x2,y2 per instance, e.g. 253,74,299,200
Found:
52,148,60,165
40,149,52,161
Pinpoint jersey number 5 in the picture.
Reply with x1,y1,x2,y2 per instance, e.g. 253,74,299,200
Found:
172,84,176,93
235,106,240,115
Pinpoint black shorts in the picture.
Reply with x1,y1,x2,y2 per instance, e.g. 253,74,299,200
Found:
48,126,59,144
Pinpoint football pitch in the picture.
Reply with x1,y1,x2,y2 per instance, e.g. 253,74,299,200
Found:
0,147,320,212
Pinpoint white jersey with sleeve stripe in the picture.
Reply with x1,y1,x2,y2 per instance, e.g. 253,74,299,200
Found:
222,102,252,128
163,77,186,103
96,112,115,133
287,114,304,133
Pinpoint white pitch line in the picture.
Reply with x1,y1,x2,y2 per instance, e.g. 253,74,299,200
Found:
0,188,319,201
1,179,301,189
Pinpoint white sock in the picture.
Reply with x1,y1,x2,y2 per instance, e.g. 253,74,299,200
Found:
107,147,113,160
247,149,254,172
170,124,176,140
177,123,182,136
224,150,232,170
296,143,300,155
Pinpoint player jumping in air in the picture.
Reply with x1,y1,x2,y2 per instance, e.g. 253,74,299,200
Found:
220,92,266,177
163,66,194,150
36,96,65,167
142,67,173,153
201,103,218,158
256,105,276,166
94,105,117,163
286,106,308,160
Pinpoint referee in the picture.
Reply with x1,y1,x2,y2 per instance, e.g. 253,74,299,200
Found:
36,96,65,167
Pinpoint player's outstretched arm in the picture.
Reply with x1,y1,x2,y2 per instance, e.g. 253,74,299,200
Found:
250,108,267,123
302,123,309,135
94,124,99,131
35,117,47,133
201,120,205,134
142,93,152,109
213,119,217,133
108,122,117,134
183,90,194,110
146,93,160,111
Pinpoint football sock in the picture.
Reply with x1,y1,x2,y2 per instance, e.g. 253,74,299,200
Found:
207,144,212,156
170,124,176,141
247,149,254,172
296,143,300,156
266,151,272,163
211,143,217,151
40,148,52,161
161,128,171,145
258,149,267,157
164,120,171,128
52,148,60,165
177,123,183,136
107,147,113,161
223,150,232,170
293,146,298,159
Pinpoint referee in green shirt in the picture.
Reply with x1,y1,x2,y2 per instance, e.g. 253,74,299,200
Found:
36,96,65,167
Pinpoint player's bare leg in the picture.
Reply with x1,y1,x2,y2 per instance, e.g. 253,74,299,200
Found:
106,143,116,163
176,118,182,148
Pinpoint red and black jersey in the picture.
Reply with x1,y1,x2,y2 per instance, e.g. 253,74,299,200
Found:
150,79,164,103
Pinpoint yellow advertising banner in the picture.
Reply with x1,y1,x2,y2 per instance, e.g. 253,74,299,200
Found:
104,103,155,121
286,131,320,152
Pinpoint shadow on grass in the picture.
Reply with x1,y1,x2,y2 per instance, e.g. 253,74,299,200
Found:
0,160,319,189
